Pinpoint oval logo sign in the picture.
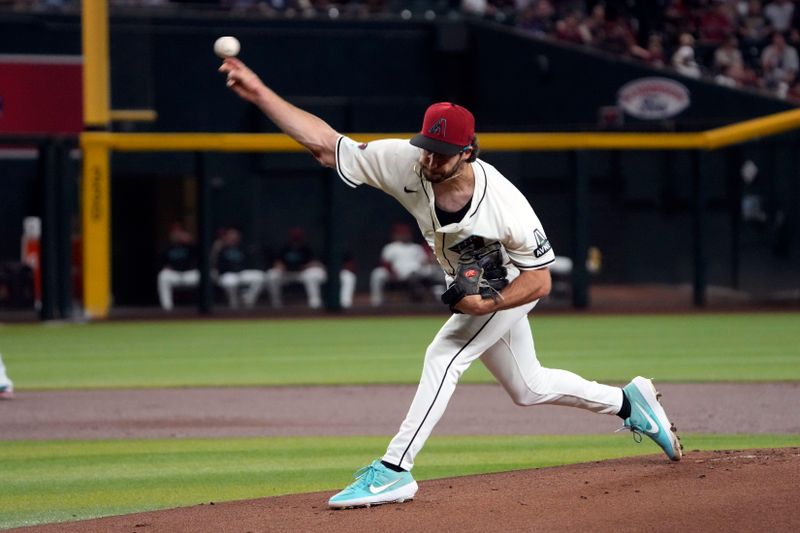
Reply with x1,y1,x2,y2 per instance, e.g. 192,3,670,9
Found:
617,77,690,120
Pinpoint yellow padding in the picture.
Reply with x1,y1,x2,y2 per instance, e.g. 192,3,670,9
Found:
81,143,111,319
81,107,800,152
109,109,158,122
81,0,110,127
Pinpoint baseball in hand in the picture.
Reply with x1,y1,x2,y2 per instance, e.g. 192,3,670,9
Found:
214,36,240,58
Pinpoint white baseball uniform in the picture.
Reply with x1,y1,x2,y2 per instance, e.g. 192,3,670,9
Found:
336,136,623,470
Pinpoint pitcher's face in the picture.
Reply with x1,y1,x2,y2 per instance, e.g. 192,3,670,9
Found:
418,149,467,184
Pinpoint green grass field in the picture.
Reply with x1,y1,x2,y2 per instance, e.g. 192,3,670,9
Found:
1,313,799,529
2,313,799,388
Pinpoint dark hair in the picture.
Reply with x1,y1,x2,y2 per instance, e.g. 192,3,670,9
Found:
466,136,480,163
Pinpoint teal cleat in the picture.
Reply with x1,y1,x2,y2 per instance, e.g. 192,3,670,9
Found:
328,460,418,509
622,376,683,461
0,377,12,400
0,384,12,400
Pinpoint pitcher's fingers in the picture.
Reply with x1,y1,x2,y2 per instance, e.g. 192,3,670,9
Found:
222,57,243,69
218,58,240,73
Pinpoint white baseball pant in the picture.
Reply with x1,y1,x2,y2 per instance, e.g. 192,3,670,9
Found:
263,266,356,309
157,268,200,310
382,301,623,471
218,270,265,309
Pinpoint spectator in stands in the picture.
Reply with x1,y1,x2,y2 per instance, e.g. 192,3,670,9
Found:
20,0,71,9
764,0,795,34
761,31,799,96
738,0,771,46
370,223,444,307
672,32,702,77
597,5,649,60
157,223,199,311
462,0,487,16
261,227,356,309
213,227,264,309
788,26,800,48
663,0,696,39
713,34,744,73
699,2,736,45
716,60,760,87
517,0,556,36
578,3,606,45
462,0,515,21
222,0,280,15
645,33,667,67
555,9,585,44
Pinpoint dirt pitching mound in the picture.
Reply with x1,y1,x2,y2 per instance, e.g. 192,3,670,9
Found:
14,448,799,533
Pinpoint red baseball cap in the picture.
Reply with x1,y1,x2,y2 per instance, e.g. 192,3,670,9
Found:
410,102,475,156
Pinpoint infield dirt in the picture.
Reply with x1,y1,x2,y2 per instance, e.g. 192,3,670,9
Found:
4,383,800,532
5,382,800,439
9,448,800,533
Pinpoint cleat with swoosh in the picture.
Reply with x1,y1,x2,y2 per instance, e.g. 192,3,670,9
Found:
621,376,683,461
328,460,418,509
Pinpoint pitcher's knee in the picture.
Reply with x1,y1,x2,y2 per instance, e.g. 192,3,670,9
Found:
505,372,554,406
508,389,549,406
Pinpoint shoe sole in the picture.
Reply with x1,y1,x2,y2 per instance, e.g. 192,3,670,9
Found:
0,387,13,400
632,377,683,461
328,480,418,509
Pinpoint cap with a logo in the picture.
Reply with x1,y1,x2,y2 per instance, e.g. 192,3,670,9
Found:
410,102,475,156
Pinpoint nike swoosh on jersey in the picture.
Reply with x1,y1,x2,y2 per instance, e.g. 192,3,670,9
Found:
403,186,418,193
368,479,402,494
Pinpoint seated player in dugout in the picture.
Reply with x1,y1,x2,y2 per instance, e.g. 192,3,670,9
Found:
219,57,683,509
157,222,199,311
251,226,356,309
211,227,264,309
370,222,445,306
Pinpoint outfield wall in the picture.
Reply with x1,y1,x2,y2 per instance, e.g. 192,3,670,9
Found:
0,12,798,307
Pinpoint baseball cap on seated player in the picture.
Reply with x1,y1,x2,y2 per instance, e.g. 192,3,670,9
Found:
410,102,475,156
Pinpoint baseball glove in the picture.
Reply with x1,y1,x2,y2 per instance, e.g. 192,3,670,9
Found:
441,242,509,312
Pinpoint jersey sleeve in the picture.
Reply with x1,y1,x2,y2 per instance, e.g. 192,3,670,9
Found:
335,136,409,192
503,204,556,271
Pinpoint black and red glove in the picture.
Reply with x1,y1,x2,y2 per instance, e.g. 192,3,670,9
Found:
441,242,508,312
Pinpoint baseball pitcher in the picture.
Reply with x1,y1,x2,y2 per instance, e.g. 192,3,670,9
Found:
219,57,682,509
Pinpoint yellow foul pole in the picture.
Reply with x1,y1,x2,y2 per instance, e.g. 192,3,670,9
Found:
81,0,112,318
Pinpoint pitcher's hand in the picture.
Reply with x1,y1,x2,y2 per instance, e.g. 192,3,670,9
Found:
219,58,265,105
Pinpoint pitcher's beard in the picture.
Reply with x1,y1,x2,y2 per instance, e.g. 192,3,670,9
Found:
420,160,466,184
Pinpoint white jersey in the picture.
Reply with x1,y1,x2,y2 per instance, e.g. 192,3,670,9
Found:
335,136,556,280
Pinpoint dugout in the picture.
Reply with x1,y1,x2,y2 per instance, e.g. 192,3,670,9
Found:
0,8,798,316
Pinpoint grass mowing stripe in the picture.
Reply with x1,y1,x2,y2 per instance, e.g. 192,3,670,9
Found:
2,434,800,529
1,313,799,388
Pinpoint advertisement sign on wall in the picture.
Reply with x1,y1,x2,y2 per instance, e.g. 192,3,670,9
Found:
617,77,690,120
